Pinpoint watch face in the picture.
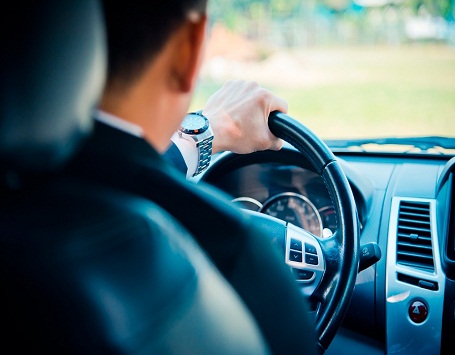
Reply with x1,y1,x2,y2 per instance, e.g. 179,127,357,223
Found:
179,113,209,134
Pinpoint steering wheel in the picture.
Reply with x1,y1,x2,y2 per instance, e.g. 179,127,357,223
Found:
201,111,360,352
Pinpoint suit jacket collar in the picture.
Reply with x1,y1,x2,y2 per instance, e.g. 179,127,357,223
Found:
63,119,180,188
86,120,161,163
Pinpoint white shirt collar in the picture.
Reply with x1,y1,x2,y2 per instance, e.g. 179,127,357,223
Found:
95,109,143,137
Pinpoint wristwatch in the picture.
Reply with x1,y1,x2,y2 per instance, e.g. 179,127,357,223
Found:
178,111,214,176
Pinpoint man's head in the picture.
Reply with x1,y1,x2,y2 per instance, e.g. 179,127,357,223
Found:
101,0,207,92
99,0,209,152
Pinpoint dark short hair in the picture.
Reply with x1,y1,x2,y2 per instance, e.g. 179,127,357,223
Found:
101,0,207,90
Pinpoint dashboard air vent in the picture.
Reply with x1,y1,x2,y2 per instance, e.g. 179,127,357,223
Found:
396,201,434,272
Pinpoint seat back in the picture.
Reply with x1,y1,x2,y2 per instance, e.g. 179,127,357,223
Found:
0,1,105,176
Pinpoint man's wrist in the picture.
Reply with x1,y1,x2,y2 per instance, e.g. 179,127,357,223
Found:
174,111,214,178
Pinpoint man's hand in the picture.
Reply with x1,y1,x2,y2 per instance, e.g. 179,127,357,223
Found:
202,80,287,154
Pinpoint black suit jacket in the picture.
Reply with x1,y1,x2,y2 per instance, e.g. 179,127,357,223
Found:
63,120,317,354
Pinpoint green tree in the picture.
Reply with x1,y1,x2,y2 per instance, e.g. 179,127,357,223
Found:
404,0,453,18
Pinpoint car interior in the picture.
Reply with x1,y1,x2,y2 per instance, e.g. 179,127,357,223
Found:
1,1,454,355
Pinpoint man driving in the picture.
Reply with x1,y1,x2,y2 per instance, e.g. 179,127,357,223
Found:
61,1,318,353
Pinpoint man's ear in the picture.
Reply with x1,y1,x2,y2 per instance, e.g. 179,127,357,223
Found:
170,13,207,93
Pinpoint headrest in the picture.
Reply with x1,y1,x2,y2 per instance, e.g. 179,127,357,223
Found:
0,1,106,176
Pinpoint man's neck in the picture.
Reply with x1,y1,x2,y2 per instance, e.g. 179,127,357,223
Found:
99,82,185,154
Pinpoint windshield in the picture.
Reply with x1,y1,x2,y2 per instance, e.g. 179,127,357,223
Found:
190,0,455,154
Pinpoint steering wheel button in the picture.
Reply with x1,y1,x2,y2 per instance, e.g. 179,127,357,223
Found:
305,254,318,265
293,269,315,281
409,300,428,324
289,250,303,263
305,243,317,255
290,238,302,251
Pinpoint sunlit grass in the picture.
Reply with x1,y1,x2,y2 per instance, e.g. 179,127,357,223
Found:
191,44,455,139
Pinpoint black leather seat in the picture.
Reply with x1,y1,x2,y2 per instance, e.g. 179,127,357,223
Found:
0,1,316,354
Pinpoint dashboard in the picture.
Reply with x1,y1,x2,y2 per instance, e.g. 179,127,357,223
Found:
198,144,455,355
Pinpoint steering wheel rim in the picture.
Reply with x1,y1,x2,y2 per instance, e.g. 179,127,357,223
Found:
202,111,360,352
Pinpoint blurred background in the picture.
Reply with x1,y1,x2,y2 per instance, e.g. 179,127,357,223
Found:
190,0,455,140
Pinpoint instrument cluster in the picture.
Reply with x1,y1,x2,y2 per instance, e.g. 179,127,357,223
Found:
211,162,339,238
233,191,336,238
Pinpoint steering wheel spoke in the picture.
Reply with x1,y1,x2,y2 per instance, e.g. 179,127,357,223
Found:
285,223,325,297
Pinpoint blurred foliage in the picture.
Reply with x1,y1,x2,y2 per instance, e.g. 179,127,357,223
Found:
405,0,454,17
207,0,454,48
208,0,303,28
208,0,454,29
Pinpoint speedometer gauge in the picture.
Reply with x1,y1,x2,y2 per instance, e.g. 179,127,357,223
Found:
260,192,323,237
